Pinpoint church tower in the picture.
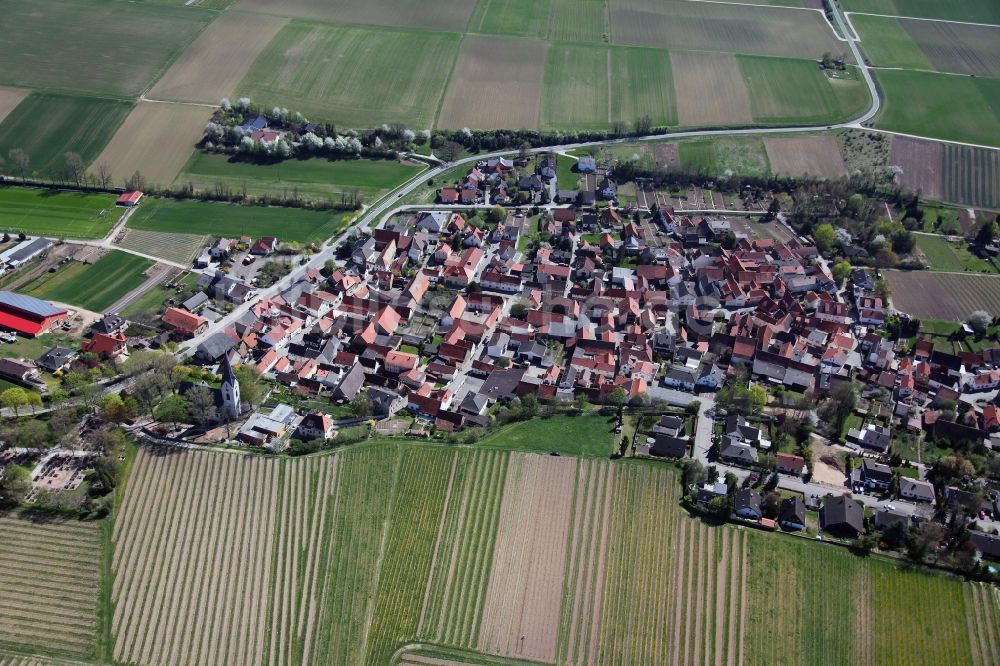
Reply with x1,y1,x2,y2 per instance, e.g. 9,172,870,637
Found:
220,354,241,421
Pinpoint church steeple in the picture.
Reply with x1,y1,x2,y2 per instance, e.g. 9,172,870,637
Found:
220,354,241,420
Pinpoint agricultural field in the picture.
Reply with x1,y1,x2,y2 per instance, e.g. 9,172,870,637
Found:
890,135,944,200
884,271,1000,321
0,87,28,125
942,144,1000,209
234,0,475,32
739,57,871,125
437,36,547,130
0,516,103,659
23,250,154,313
764,136,847,179
116,229,209,266
854,16,1000,77
126,197,351,244
672,52,752,127
0,187,120,239
176,152,423,204
0,0,213,97
550,0,608,42
874,70,1000,148
609,0,843,59
478,413,616,457
467,0,553,38
541,45,676,130
147,12,289,104
914,233,997,273
91,102,212,186
0,94,133,179
678,137,771,178
841,0,1000,24
237,21,460,128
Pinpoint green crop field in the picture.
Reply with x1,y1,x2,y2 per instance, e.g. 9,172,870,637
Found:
0,0,213,97
0,94,133,178
874,70,1000,147
478,413,617,457
739,57,871,125
851,14,932,70
467,0,553,38
541,45,676,130
126,197,352,244
842,0,1000,24
943,144,1000,209
237,21,461,128
0,187,120,239
550,0,608,42
914,233,997,273
679,137,771,178
23,249,153,312
176,152,423,203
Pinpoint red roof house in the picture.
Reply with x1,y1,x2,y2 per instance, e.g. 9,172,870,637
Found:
82,332,128,359
162,307,208,337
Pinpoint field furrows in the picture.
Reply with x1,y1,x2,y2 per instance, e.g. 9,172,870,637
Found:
420,449,508,648
0,516,101,657
363,448,457,666
309,445,401,665
559,459,615,666
111,449,279,666
967,583,1000,666
596,464,677,666
478,453,577,662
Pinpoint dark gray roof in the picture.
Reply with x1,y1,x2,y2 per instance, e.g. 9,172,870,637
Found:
874,509,908,531
36,346,76,371
735,488,762,515
481,367,526,399
779,497,805,527
5,237,53,263
333,362,366,399
182,292,209,312
196,332,236,362
92,313,126,334
821,494,863,535
0,291,64,317
650,435,687,458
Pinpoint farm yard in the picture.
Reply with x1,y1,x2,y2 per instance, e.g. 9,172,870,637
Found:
23,249,154,313
0,94,133,180
175,152,423,204
884,271,1000,321
0,516,103,659
90,102,212,188
0,187,120,239
126,197,351,244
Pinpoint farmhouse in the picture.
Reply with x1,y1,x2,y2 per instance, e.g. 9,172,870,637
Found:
162,307,208,338
0,291,68,337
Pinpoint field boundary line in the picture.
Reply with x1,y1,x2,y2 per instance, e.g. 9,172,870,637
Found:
432,33,466,130
844,11,1000,29
682,0,851,41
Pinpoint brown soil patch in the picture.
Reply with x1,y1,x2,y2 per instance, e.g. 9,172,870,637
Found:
890,135,943,200
654,142,680,169
478,452,576,662
811,437,847,489
0,86,28,125
854,563,874,665
91,101,210,186
672,52,752,127
764,136,848,180
884,271,1000,322
234,0,474,32
437,35,546,130
149,13,288,104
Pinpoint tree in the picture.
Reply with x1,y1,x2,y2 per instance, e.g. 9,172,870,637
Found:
0,387,29,417
820,381,857,436
438,140,463,162
17,419,49,448
98,393,131,424
608,387,628,406
0,463,30,508
8,148,28,181
520,393,539,418
572,393,590,413
510,302,528,319
95,162,113,189
63,152,85,186
749,385,767,411
186,385,218,427
890,229,915,255
761,491,781,519
813,223,835,254
350,391,372,417
234,366,263,408
760,197,781,223
932,455,975,485
968,310,991,336
49,407,80,442
975,219,996,247
154,394,189,428
832,260,852,284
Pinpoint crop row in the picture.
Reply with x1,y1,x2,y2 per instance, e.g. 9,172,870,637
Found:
308,445,401,665
111,449,280,666
363,447,456,666
596,463,680,666
419,448,508,648
966,582,1000,666
943,144,999,209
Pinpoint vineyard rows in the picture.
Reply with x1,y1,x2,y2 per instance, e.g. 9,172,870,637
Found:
967,582,1000,666
558,459,616,666
419,449,509,649
0,657,95,666
364,447,457,666
596,463,686,666
943,144,999,209
116,229,209,266
0,517,102,658
111,449,280,666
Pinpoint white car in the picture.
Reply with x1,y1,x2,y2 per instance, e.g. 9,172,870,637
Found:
886,503,897,511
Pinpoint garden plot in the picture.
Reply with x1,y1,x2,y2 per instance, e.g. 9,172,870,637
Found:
764,136,848,179
116,228,208,265
890,135,943,200
438,36,546,130
91,102,211,186
148,12,288,104
0,516,102,658
478,453,577,662
672,52,752,127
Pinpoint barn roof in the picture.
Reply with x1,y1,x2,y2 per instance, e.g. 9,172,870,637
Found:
0,291,65,317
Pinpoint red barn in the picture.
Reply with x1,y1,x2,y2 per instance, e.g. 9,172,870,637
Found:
116,190,143,207
0,292,68,337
